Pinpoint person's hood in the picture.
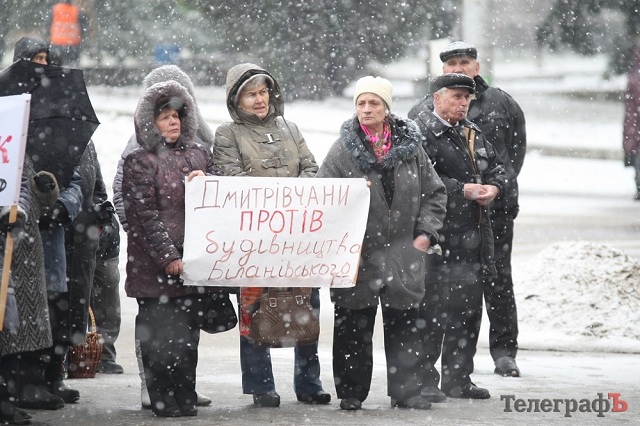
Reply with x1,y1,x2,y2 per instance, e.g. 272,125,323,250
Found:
12,37,49,63
134,80,198,153
141,65,214,148
224,63,284,123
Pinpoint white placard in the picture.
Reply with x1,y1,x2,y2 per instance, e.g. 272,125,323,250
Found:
182,176,370,288
0,94,30,207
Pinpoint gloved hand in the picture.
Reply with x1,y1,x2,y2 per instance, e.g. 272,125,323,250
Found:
33,172,57,193
91,200,115,226
0,214,26,240
39,201,69,229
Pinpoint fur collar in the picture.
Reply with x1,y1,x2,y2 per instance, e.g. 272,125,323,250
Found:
416,109,480,138
340,114,422,172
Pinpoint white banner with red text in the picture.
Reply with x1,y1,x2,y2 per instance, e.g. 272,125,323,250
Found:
182,176,370,288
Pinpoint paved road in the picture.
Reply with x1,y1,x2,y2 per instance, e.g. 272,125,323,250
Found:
24,172,640,425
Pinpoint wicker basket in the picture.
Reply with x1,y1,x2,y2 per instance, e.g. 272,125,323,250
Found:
67,308,103,379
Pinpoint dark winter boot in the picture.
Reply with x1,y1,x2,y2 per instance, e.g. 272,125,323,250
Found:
0,355,20,404
0,355,32,424
44,348,79,404
15,351,64,410
0,400,32,425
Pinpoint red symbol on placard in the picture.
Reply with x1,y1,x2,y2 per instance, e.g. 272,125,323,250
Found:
1,135,12,163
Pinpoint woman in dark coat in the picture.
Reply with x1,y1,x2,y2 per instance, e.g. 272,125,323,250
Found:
0,162,52,425
317,76,447,411
112,65,215,408
122,80,220,418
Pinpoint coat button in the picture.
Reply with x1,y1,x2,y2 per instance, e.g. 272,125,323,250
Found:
182,166,189,173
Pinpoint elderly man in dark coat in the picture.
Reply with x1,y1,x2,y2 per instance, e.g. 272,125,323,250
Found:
409,41,526,378
413,73,508,401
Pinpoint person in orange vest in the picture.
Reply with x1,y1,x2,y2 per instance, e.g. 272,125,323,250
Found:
47,0,87,66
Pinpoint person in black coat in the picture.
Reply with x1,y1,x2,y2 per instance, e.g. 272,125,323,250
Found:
90,213,123,375
7,36,85,412
409,41,527,378
413,73,508,401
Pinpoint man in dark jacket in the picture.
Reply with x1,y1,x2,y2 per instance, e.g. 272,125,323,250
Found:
91,212,123,374
65,141,110,348
409,41,526,378
413,73,508,400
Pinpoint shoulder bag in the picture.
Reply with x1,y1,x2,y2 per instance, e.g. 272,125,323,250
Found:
249,287,319,348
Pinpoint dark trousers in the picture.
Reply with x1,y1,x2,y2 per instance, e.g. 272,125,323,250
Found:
136,297,200,409
66,220,100,345
240,288,323,395
47,291,71,347
91,256,121,362
419,275,484,394
485,208,519,360
333,304,423,403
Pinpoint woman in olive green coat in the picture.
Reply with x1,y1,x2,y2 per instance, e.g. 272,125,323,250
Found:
213,63,328,408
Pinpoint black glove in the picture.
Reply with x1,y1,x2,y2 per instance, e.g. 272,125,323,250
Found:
91,200,115,226
0,214,26,240
39,201,69,229
33,172,57,193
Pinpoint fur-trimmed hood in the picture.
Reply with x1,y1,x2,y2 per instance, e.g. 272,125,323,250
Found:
340,114,422,172
134,80,198,152
142,65,214,148
224,63,284,124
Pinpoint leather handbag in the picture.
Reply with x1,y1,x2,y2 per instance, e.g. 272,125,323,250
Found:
249,287,319,348
198,290,238,334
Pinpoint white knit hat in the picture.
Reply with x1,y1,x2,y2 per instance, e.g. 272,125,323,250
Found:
353,76,393,110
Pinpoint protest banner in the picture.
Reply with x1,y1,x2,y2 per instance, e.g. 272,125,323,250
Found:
0,94,30,207
182,176,370,288
0,93,31,330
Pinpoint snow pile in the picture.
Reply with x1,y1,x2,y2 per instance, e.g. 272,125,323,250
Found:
517,241,640,350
